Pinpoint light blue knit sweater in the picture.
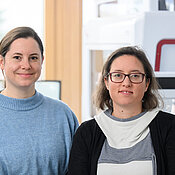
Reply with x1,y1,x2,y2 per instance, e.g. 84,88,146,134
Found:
0,91,79,175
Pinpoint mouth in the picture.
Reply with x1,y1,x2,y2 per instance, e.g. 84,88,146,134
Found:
17,73,33,78
119,90,133,94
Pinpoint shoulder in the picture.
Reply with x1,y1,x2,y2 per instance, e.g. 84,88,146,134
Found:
42,94,74,113
150,110,175,130
154,110,175,123
40,93,79,126
37,92,74,117
75,119,105,141
42,94,67,107
71,119,105,154
79,119,100,132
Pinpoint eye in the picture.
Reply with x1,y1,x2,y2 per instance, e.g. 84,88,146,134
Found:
13,56,21,60
30,56,39,62
113,73,122,77
30,56,38,60
130,74,141,78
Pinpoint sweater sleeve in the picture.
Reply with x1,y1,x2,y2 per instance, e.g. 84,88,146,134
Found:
67,121,91,175
150,111,175,175
165,114,175,175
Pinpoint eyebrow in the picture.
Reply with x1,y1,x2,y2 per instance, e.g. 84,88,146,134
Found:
13,53,22,56
112,70,143,73
30,53,39,56
13,53,39,56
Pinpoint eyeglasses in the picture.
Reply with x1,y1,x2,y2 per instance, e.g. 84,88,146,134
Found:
107,72,146,84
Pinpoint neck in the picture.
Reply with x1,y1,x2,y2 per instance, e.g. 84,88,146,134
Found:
112,104,143,119
1,86,35,99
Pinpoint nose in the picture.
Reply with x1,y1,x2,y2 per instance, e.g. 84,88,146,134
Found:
20,58,31,69
122,75,131,87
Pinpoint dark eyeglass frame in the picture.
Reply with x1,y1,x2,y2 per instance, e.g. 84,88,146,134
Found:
107,72,146,84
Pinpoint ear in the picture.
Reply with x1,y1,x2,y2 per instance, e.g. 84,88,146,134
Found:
144,78,150,92
104,77,109,90
0,55,5,70
41,55,44,64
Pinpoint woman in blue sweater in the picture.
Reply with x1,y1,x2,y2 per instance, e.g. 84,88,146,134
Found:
0,26,79,175
67,46,175,175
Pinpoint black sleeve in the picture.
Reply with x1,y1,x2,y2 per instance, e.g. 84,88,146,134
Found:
165,115,175,175
67,121,92,175
150,111,175,175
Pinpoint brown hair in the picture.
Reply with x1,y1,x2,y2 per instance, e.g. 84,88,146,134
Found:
94,46,162,111
0,26,44,58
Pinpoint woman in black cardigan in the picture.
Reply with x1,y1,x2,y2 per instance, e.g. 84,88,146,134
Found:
67,46,175,175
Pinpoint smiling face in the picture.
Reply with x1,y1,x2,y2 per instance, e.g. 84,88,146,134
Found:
0,37,43,91
104,55,149,112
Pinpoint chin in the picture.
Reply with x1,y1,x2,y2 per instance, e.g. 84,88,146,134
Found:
18,82,35,88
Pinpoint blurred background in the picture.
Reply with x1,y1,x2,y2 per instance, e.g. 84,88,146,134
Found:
0,0,175,123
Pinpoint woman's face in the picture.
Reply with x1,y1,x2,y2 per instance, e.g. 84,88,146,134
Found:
105,55,149,110
0,37,43,90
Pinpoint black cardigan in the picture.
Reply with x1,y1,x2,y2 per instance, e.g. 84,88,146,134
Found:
67,111,175,175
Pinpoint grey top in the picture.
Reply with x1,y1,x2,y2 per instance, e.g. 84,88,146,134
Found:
96,109,157,175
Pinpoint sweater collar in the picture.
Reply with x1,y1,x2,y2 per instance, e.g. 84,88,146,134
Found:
104,109,147,122
95,108,160,149
0,91,44,111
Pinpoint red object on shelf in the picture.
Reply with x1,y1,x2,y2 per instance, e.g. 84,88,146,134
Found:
155,39,175,71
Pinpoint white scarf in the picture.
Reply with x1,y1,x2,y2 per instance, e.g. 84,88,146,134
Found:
95,108,160,149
